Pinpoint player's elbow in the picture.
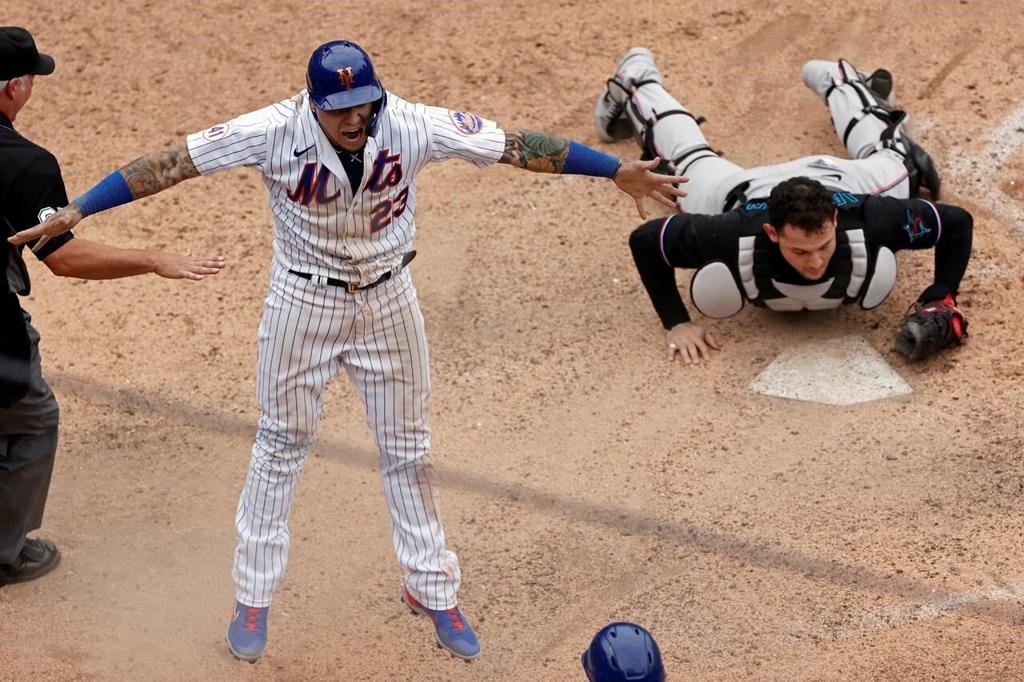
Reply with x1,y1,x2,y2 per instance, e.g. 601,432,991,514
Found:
42,249,75,277
628,218,663,256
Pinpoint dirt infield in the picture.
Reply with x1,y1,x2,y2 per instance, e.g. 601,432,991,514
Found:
2,1,1022,680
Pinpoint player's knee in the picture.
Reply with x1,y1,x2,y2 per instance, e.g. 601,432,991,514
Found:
800,59,837,97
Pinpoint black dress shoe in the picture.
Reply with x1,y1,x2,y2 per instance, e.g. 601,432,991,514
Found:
0,538,61,586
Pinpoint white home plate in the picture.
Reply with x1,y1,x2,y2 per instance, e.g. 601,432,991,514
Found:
749,335,912,405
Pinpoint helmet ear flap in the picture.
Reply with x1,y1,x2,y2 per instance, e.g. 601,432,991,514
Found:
367,89,388,135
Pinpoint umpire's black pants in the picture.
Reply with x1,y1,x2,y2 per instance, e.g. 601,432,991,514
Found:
0,310,59,564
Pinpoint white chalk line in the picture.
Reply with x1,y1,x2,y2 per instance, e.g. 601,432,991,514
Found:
916,103,1024,246
813,111,1024,638
847,577,1024,630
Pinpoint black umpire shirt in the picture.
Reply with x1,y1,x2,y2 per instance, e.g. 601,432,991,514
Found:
1,111,74,405
628,194,973,328
1,110,75,295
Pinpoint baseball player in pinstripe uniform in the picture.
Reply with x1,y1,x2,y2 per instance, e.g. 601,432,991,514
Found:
13,40,684,662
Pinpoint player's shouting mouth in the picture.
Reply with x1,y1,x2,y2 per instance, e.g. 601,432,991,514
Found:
314,102,372,151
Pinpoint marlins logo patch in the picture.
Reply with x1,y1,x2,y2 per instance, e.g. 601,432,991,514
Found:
202,124,230,142
902,209,931,243
449,111,483,135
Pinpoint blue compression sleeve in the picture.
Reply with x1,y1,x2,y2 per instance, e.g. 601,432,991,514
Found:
72,171,134,217
563,142,621,178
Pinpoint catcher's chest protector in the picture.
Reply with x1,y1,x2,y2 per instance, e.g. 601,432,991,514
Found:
689,217,897,318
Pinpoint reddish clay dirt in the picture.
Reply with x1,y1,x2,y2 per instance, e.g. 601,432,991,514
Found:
2,2,1023,681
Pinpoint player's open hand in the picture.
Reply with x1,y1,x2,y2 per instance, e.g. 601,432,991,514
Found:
153,250,227,281
8,204,84,252
666,321,721,364
614,157,687,220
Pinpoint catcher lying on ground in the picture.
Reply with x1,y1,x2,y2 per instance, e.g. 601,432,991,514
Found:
628,176,972,363
597,50,972,363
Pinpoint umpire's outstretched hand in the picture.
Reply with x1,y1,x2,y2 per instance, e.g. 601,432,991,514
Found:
8,204,84,252
614,157,687,219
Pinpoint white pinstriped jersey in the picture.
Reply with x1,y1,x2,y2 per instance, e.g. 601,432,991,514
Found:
186,91,506,283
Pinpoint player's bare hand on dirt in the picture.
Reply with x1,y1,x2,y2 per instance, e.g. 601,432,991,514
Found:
153,250,227,281
8,204,84,252
614,158,687,219
666,322,720,364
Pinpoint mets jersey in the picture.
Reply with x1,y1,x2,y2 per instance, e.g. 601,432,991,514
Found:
185,91,506,283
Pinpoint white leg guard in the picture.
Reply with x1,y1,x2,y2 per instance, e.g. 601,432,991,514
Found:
802,59,895,159
612,48,746,214
801,59,940,198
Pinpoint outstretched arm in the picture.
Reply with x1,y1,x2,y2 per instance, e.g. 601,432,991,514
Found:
8,142,199,250
499,129,686,219
42,237,224,281
119,144,201,199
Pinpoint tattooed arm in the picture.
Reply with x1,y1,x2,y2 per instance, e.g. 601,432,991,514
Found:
8,142,200,248
497,128,688,220
499,129,572,173
119,144,200,199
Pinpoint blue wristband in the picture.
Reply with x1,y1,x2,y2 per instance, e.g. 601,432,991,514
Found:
563,141,621,178
72,171,134,217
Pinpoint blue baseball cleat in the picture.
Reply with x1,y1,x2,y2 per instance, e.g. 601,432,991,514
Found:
226,601,269,662
402,586,481,661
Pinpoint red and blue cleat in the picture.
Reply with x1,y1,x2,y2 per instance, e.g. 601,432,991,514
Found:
402,586,481,661
226,601,269,662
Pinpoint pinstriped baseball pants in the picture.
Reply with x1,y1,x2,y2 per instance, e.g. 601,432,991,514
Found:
233,260,460,610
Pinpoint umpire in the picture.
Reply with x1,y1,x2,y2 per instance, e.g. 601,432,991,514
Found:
0,26,64,585
1,27,225,586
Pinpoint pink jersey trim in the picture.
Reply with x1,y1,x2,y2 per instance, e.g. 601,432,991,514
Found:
868,170,909,196
918,199,942,242
658,216,673,266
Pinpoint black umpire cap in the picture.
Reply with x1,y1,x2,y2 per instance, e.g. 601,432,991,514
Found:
0,27,55,80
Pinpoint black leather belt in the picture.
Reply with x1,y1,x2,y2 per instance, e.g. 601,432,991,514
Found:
289,251,416,293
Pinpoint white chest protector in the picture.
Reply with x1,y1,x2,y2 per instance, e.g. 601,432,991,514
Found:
689,228,898,319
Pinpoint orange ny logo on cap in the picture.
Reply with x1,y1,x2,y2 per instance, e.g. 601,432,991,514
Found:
337,67,355,89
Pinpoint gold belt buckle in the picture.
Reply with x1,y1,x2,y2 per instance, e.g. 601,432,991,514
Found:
345,280,361,293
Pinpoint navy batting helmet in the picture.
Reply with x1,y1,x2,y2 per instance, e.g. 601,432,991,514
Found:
581,622,665,682
306,40,385,112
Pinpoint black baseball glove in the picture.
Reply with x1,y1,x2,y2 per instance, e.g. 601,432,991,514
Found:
893,295,968,361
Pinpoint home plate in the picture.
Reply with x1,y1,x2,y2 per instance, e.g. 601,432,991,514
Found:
749,335,912,405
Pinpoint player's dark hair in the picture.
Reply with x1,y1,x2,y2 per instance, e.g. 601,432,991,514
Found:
767,177,835,233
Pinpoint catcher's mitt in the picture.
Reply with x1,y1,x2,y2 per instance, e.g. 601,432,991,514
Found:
893,294,967,361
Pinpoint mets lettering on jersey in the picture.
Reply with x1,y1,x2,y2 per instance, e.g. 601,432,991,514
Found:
184,92,504,283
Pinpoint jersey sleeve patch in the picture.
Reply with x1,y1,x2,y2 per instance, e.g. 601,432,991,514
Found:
201,123,231,141
448,111,483,136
